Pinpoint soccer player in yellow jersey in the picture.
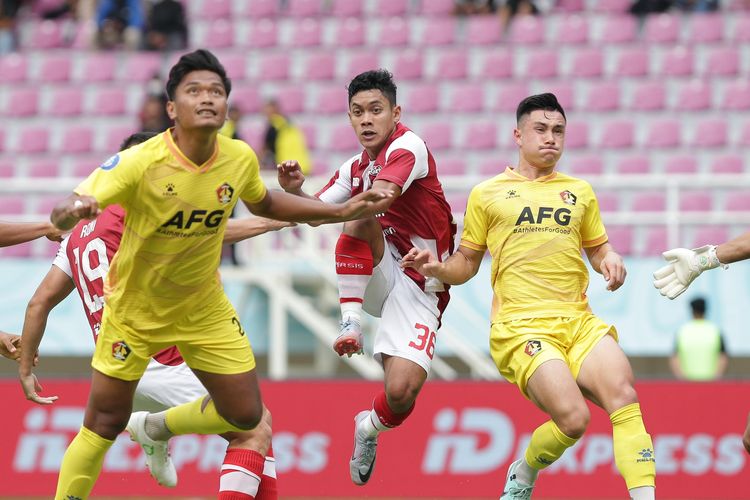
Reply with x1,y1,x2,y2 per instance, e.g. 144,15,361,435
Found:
47,49,390,500
403,94,656,499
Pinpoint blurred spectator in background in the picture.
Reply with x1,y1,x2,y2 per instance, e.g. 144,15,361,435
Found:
139,93,171,132
670,297,728,381
629,0,673,16
96,0,143,49
498,0,540,30
674,0,719,11
143,0,187,51
454,0,496,15
0,0,22,54
261,99,312,174
219,104,243,140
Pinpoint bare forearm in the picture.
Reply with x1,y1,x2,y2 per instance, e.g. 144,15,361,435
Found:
717,355,728,378
431,251,478,285
19,303,49,376
716,232,750,264
586,242,614,273
254,191,344,223
224,218,282,244
0,222,53,247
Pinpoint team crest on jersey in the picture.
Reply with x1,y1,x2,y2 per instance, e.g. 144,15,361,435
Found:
217,183,234,205
560,190,577,206
112,340,131,361
524,340,542,357
352,177,361,188
100,154,120,171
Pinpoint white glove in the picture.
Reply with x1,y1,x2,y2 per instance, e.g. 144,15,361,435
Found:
653,245,726,299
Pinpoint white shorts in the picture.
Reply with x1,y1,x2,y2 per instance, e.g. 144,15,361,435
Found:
363,241,442,375
133,359,207,413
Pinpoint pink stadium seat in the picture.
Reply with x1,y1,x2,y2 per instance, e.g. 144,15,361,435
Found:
721,80,750,110
332,0,363,17
28,158,59,178
37,195,63,217
204,20,234,48
6,88,39,117
49,87,83,117
606,226,633,255
0,195,24,214
420,17,457,46
725,190,750,211
60,126,94,154
71,156,102,177
691,227,729,248
248,20,278,48
237,124,265,150
217,53,247,82
419,0,455,16
687,14,724,44
104,125,137,152
199,0,232,19
17,128,49,153
327,123,360,151
554,15,589,44
659,46,694,77
122,52,162,82
297,122,316,149
463,122,497,150
570,47,603,78
738,121,750,146
303,52,335,80
677,81,711,111
599,119,634,149
600,15,637,44
421,122,453,151
564,122,589,149
82,53,117,82
567,155,603,175
732,15,750,41
642,227,668,256
644,14,680,44
645,119,682,148
545,82,575,110
705,47,739,77
436,49,468,80
586,81,620,111
614,46,649,77
592,0,631,13
0,159,11,177
407,84,440,113
665,155,699,174
291,19,322,47
345,51,380,79
230,87,261,113
258,52,290,80
479,156,514,176
616,156,650,175
30,20,64,48
494,82,529,112
631,81,666,111
692,119,727,148
315,85,348,114
245,0,279,17
445,193,468,214
270,86,305,114
93,88,127,115
466,17,502,45
596,191,618,212
287,0,323,17
0,54,27,82
556,0,585,11
710,154,743,174
509,16,545,44
393,50,424,80
438,158,468,176
336,17,365,46
38,54,71,82
378,17,410,46
374,0,409,17
448,83,484,112
0,242,32,258
523,49,558,79
479,50,514,79
632,192,666,212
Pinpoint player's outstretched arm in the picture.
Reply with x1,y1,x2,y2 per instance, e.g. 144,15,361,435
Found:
585,241,626,292
0,332,22,361
0,221,65,247
19,266,75,405
50,194,100,231
653,245,726,300
402,244,484,286
223,217,295,245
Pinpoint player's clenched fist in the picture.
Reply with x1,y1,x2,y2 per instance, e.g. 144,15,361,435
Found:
277,160,306,194
50,195,101,231
653,245,725,299
401,247,441,278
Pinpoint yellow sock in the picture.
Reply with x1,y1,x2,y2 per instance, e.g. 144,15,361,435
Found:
55,426,114,500
165,396,246,435
610,403,656,489
524,420,578,470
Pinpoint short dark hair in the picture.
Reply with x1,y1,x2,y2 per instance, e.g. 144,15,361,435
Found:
165,49,231,100
347,69,397,106
690,297,707,316
516,93,566,124
120,131,158,150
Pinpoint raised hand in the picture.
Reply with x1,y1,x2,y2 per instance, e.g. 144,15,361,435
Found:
277,160,306,194
653,245,722,299
0,332,21,361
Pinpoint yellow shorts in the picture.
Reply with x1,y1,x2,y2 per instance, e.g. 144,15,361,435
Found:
489,313,617,398
92,294,256,381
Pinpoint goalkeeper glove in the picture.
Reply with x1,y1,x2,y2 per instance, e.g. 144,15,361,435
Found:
653,245,727,299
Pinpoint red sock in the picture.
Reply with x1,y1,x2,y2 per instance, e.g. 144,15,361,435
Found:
255,446,278,500
219,448,264,500
373,391,415,428
335,234,373,305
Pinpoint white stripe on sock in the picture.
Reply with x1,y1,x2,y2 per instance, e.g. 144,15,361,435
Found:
220,470,260,495
262,457,276,479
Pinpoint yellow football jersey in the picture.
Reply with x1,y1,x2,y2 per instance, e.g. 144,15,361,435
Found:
461,167,608,323
75,130,267,329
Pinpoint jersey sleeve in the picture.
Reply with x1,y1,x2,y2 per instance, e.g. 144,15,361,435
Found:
52,236,72,277
378,135,429,193
581,184,608,248
317,156,357,203
238,147,268,204
74,151,141,210
460,185,488,251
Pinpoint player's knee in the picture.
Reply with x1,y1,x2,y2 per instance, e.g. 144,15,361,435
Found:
342,218,379,239
556,405,590,439
223,405,263,431
385,381,421,412
609,382,639,410
85,410,130,440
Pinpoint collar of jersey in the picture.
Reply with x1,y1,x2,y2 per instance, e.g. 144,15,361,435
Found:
164,129,219,173
504,166,558,182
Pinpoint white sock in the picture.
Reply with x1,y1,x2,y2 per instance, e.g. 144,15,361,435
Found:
144,411,172,441
514,459,539,486
341,302,363,323
356,409,388,440
629,486,655,500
